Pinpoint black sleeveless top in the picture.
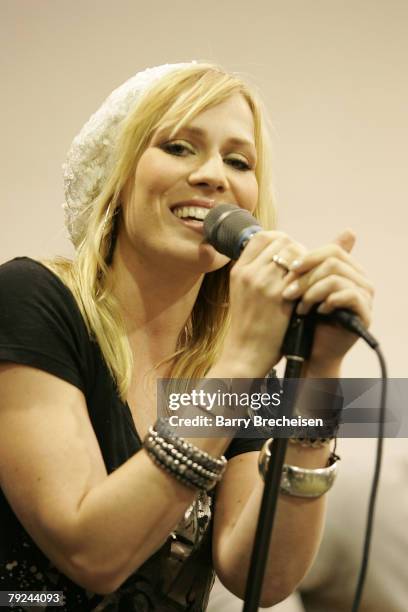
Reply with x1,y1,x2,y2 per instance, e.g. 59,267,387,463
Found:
0,257,265,611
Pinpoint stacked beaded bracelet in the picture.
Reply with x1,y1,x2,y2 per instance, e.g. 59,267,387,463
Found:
143,423,227,492
289,437,333,448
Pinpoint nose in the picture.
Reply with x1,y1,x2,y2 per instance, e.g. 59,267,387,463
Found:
187,154,228,193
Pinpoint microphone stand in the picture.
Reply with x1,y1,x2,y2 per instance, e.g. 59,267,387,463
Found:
242,306,317,612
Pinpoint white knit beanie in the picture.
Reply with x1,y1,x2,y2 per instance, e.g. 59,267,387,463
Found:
62,62,197,248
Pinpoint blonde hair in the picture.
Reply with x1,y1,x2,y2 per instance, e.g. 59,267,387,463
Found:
41,63,276,402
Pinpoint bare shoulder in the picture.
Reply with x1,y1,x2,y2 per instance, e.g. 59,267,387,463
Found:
0,362,107,560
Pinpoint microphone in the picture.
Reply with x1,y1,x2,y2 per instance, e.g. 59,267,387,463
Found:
203,203,377,347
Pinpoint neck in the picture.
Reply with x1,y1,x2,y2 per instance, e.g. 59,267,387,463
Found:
109,237,204,365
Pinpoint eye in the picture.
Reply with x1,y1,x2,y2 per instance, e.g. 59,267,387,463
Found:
225,157,252,171
160,141,194,156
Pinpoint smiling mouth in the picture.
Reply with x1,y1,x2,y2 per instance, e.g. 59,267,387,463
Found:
171,205,210,222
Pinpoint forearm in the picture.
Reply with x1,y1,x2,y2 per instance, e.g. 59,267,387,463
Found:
68,449,193,591
217,444,331,605
291,359,343,441
64,360,240,593
216,359,341,604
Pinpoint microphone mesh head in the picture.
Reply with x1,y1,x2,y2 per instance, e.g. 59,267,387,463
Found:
204,204,260,258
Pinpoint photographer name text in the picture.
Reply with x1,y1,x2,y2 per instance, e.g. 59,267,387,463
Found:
168,415,324,429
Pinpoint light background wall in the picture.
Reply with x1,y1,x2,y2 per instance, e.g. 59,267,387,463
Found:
1,0,407,377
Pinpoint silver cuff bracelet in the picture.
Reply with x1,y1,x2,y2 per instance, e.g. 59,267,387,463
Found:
258,438,340,498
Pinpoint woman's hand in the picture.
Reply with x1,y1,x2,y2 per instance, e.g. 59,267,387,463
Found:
281,230,375,369
219,231,307,377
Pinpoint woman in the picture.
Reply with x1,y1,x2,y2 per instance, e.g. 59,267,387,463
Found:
0,62,374,611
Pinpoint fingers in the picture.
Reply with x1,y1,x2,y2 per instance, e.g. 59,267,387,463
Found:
282,260,373,325
289,240,366,277
332,229,356,254
282,258,375,305
233,231,306,289
316,288,372,328
236,231,305,268
231,229,373,330
235,231,280,265
279,230,373,327
294,276,372,322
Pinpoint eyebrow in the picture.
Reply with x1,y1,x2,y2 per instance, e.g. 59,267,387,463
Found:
164,125,257,153
153,125,257,159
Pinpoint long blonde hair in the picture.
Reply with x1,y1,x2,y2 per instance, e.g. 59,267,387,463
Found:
41,63,276,402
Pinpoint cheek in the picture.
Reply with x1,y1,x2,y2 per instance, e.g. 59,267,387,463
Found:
133,149,181,197
133,152,163,196
239,175,259,214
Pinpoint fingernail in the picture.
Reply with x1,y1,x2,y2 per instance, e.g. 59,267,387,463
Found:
282,281,299,298
290,259,302,270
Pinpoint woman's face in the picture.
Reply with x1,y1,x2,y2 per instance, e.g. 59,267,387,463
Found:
120,93,259,273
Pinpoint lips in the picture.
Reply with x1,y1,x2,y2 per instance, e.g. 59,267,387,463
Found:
170,199,215,218
172,206,210,221
168,201,211,235
169,199,233,236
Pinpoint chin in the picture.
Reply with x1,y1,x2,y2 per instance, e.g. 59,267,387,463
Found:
195,242,231,273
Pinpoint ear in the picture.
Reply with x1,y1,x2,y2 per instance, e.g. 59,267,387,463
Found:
332,229,356,254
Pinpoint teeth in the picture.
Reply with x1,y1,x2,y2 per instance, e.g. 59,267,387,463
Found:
173,206,209,221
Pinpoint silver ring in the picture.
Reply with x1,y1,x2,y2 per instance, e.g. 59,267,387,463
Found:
272,254,290,274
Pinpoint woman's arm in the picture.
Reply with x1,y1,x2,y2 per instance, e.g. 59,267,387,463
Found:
213,445,330,607
0,361,236,595
211,230,373,605
212,362,341,607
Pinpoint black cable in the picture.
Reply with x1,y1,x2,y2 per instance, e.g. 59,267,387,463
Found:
351,345,387,611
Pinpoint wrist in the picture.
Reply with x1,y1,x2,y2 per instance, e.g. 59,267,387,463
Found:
258,439,339,497
305,359,343,378
214,349,279,379
210,356,257,379
284,441,332,469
